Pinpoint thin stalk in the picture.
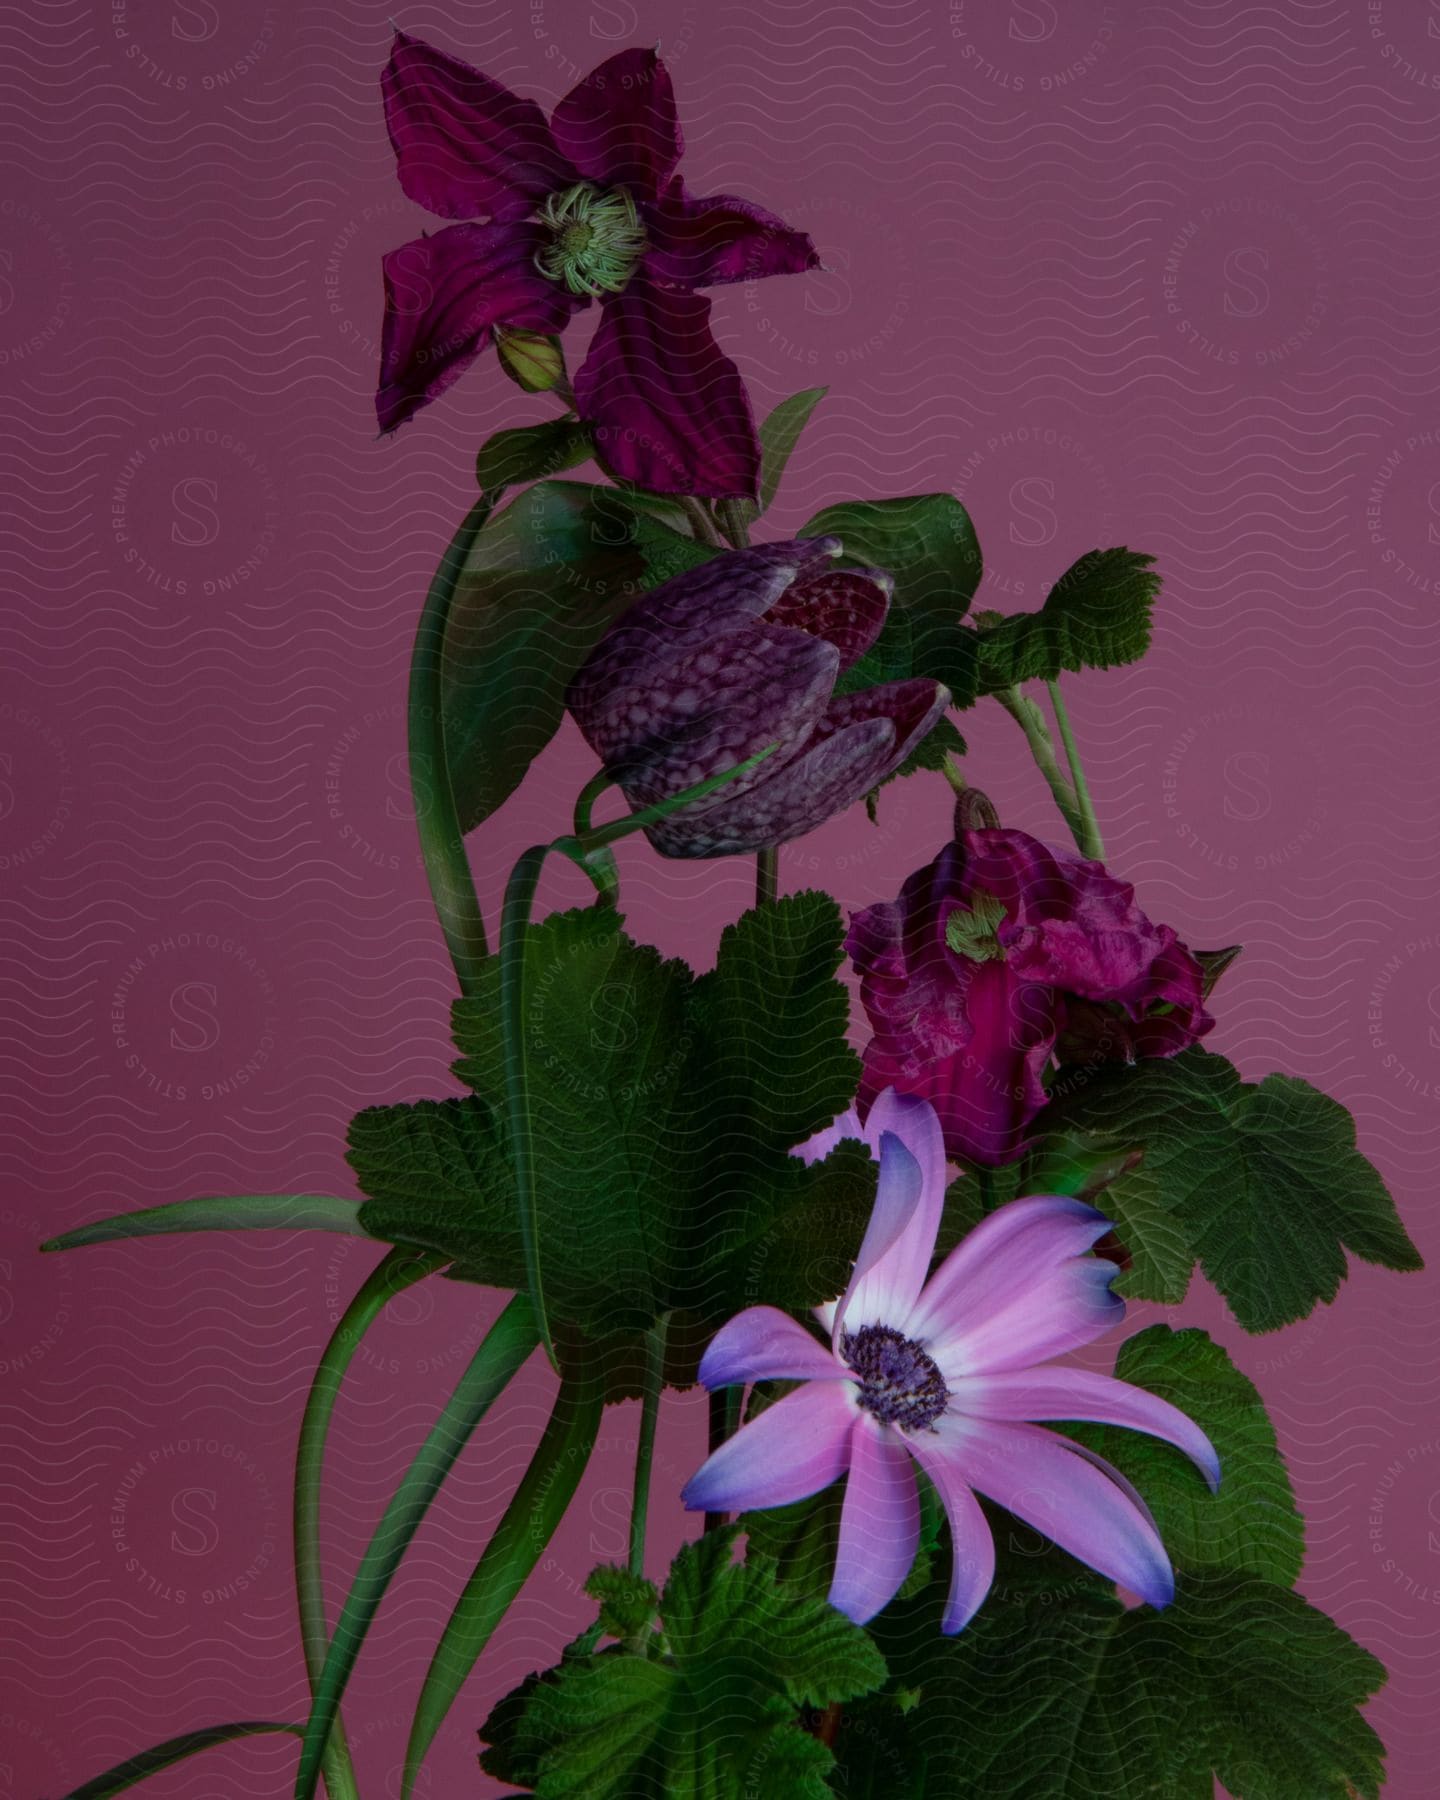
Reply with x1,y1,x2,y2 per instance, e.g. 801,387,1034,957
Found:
992,685,1085,846
628,1318,667,1577
677,495,722,545
1046,678,1105,860
408,499,494,998
499,844,554,1369
294,1247,444,1800
704,1389,730,1536
755,846,778,908
716,496,752,549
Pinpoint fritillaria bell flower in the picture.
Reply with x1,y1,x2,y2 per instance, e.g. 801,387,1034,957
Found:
848,829,1214,1166
682,1091,1218,1632
566,537,949,857
378,33,818,495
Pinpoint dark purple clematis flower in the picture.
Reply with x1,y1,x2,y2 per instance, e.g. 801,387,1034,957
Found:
848,828,1214,1166
566,537,949,857
377,32,819,496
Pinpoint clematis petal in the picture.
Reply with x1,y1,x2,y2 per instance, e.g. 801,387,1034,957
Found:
906,1194,1114,1352
377,222,585,434
642,181,820,289
834,1131,925,1344
928,1253,1124,1378
941,1416,1175,1608
383,31,576,222
828,1415,920,1624
680,1381,856,1515
574,282,760,497
698,1306,848,1390
948,1367,1220,1492
906,1430,997,1634
550,48,683,197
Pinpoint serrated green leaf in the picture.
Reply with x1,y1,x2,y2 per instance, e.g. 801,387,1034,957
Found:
42,1193,367,1252
800,495,982,705
441,480,716,833
753,387,827,516
475,418,594,495
866,1571,1385,1799
1066,1326,1303,1587
481,1530,885,1800
585,1565,661,1641
354,895,873,1340
1040,1049,1422,1331
976,547,1160,690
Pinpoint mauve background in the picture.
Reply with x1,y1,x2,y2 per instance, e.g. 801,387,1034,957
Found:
3,1,1439,1794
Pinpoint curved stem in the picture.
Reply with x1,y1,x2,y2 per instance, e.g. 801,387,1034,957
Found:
992,685,1085,846
294,1247,444,1800
1046,678,1105,860
678,495,722,545
755,846,778,909
628,1317,667,1576
499,844,555,1369
408,498,495,998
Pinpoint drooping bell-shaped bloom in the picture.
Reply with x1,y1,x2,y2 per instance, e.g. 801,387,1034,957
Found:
566,537,949,858
847,829,1214,1166
682,1092,1218,1632
378,32,818,495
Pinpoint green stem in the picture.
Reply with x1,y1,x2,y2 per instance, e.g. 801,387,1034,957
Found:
1046,678,1105,860
499,843,555,1369
716,495,752,549
992,685,1085,845
678,495,722,545
293,1295,539,1800
628,1318,667,1576
408,498,495,998
755,845,778,908
704,1388,730,1536
401,1362,604,1798
294,1247,444,1800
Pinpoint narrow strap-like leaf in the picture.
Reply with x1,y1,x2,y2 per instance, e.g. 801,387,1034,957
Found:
400,1364,604,1798
295,1246,446,1800
293,1292,539,1800
63,1721,300,1799
42,1193,368,1252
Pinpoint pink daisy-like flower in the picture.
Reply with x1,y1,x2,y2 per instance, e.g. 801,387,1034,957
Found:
681,1090,1219,1633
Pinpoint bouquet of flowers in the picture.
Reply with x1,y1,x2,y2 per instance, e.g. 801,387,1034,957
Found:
52,33,1420,1800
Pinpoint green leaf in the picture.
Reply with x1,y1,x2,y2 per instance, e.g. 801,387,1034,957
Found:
975,547,1160,690
441,480,716,833
63,1722,300,1800
480,1530,886,1799
42,1193,367,1252
800,495,983,704
475,419,594,495
865,1572,1385,1799
1040,1048,1422,1331
293,1295,539,1800
1065,1326,1304,1587
353,894,872,1342
585,1565,661,1641
864,711,966,822
753,387,827,517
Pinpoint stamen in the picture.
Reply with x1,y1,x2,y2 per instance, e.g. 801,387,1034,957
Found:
842,1323,950,1433
534,182,648,298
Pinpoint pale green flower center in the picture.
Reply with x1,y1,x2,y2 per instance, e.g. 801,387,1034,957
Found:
535,183,647,298
945,891,1009,963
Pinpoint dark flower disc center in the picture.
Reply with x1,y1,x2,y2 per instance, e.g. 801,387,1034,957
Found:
841,1323,950,1433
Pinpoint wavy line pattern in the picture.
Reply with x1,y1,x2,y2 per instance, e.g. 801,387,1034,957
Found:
2,2,1439,1795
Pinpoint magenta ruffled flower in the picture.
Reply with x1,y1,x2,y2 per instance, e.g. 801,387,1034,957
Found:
566,536,949,857
847,829,1215,1166
377,32,818,495
682,1092,1218,1632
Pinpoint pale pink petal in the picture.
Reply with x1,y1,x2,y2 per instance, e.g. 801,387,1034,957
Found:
928,1255,1123,1378
833,1130,923,1344
698,1306,849,1390
906,1430,998,1634
854,1089,948,1327
828,1414,920,1624
680,1381,856,1515
943,1416,1174,1609
948,1367,1220,1491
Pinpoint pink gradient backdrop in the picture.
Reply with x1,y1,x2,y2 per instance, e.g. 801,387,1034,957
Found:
4,2,1439,1794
